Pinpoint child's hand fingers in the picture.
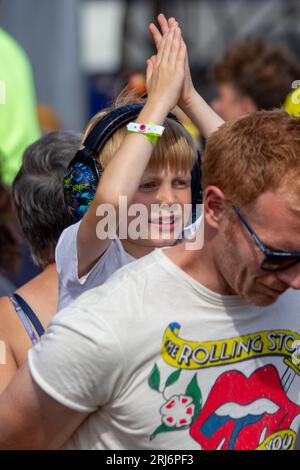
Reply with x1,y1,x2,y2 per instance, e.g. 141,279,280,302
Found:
149,23,162,49
164,25,178,60
150,15,178,51
149,55,157,69
146,55,157,88
158,13,171,35
155,30,168,66
146,57,154,86
180,37,190,71
178,36,187,64
155,25,175,66
167,16,177,30
169,26,183,67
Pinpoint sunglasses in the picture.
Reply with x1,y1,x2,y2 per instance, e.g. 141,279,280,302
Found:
232,206,300,272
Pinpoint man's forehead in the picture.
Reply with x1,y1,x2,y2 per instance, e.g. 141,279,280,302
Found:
250,189,300,233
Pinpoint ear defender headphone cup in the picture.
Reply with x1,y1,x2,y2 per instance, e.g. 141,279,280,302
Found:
63,150,101,222
63,104,144,223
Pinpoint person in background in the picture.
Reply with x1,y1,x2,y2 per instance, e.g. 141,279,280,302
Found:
37,104,63,135
125,71,147,97
0,131,81,394
0,27,41,184
211,39,300,120
0,168,18,296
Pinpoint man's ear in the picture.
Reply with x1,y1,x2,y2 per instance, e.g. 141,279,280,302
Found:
204,186,227,230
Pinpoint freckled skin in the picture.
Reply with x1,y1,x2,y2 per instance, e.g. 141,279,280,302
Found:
213,191,300,306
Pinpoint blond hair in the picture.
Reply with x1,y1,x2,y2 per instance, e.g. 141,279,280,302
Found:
82,97,197,174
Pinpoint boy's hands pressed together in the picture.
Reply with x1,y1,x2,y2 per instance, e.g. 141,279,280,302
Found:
149,13,224,138
149,13,196,110
141,24,186,122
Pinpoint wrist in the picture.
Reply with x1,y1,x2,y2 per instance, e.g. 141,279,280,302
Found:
179,87,198,111
138,98,170,125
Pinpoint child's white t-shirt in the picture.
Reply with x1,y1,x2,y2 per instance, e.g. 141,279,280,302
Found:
55,217,202,310
55,221,134,310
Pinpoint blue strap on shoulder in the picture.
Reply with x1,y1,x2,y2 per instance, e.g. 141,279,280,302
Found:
12,293,45,337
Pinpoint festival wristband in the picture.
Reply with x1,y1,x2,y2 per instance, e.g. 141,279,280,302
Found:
127,122,165,145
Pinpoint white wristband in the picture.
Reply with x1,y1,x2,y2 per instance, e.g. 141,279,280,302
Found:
127,122,165,136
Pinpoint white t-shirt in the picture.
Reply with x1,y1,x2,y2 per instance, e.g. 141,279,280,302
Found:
55,216,202,310
29,249,300,450
55,221,134,310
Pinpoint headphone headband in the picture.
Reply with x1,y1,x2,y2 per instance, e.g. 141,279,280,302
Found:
84,103,144,156
83,102,181,158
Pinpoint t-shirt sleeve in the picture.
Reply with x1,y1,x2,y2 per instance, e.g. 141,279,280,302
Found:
55,221,110,288
28,291,126,413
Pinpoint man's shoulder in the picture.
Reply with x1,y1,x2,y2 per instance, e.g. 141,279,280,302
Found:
102,249,162,288
76,249,169,304
60,250,166,327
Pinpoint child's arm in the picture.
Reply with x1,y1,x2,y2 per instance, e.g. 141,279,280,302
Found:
149,14,224,139
77,25,186,277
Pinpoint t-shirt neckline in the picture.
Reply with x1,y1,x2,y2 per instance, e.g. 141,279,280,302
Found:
154,248,252,310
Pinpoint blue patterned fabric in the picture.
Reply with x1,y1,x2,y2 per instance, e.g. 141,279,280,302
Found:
63,162,98,222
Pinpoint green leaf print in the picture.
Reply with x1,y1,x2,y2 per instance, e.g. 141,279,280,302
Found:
150,423,189,441
148,363,160,392
185,374,202,420
165,369,181,389
150,424,175,440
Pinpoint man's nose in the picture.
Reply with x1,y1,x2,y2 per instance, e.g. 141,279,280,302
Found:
274,263,300,289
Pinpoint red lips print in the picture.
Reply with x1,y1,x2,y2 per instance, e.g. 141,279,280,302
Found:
190,365,300,450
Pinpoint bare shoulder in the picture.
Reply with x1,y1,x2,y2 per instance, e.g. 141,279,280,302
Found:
0,296,16,336
16,267,58,329
0,296,32,367
0,297,21,393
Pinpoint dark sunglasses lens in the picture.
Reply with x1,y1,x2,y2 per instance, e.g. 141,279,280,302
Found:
262,255,300,272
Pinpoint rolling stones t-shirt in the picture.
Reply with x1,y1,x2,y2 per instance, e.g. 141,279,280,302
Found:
28,249,300,450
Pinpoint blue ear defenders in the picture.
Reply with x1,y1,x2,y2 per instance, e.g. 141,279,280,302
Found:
63,103,202,222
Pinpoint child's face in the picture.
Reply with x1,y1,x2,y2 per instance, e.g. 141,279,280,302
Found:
123,166,192,250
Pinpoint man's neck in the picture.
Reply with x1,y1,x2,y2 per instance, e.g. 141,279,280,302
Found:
165,241,236,296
